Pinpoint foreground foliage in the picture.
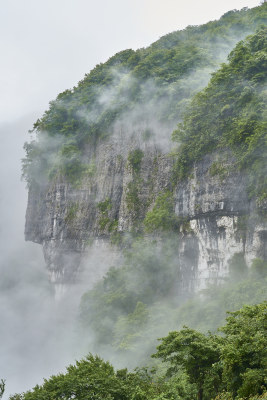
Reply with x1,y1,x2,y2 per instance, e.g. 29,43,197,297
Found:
10,302,267,400
154,302,267,400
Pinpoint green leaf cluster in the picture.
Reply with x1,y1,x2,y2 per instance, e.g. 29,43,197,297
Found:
9,355,163,400
219,303,267,398
144,191,180,232
153,328,222,400
127,149,144,174
153,302,267,400
96,198,119,233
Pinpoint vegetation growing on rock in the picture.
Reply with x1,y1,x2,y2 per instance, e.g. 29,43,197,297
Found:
144,191,179,232
172,27,267,200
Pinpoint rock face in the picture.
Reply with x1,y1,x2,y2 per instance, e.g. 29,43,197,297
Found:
174,153,267,290
25,135,267,291
25,133,173,285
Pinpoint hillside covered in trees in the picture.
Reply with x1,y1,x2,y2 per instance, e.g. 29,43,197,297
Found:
23,4,267,194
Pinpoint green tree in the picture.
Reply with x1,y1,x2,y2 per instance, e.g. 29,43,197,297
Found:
9,355,125,400
153,327,221,400
9,355,164,400
220,302,267,398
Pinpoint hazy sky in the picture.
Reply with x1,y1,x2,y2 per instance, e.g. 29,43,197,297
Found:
1,0,261,126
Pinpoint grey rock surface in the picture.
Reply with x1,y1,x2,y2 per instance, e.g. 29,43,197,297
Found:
25,136,267,290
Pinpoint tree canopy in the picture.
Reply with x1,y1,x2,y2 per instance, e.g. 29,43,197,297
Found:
9,302,267,400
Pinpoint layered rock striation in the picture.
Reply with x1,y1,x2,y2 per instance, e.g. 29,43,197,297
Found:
25,135,267,290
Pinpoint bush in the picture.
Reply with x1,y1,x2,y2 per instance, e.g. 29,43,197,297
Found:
127,149,144,173
144,191,180,232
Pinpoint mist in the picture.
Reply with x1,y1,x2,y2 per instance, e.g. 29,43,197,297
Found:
0,117,126,397
0,117,88,398
0,1,265,398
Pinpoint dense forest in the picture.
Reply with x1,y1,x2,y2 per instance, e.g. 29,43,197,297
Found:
7,3,267,400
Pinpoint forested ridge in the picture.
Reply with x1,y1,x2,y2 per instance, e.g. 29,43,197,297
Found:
22,4,266,190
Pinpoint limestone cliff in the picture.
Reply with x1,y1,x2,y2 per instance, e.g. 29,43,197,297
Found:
25,135,173,285
25,134,267,290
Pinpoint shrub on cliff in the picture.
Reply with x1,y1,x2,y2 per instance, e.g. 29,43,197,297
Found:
144,191,180,232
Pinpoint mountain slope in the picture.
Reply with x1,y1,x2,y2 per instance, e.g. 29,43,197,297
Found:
23,4,266,186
